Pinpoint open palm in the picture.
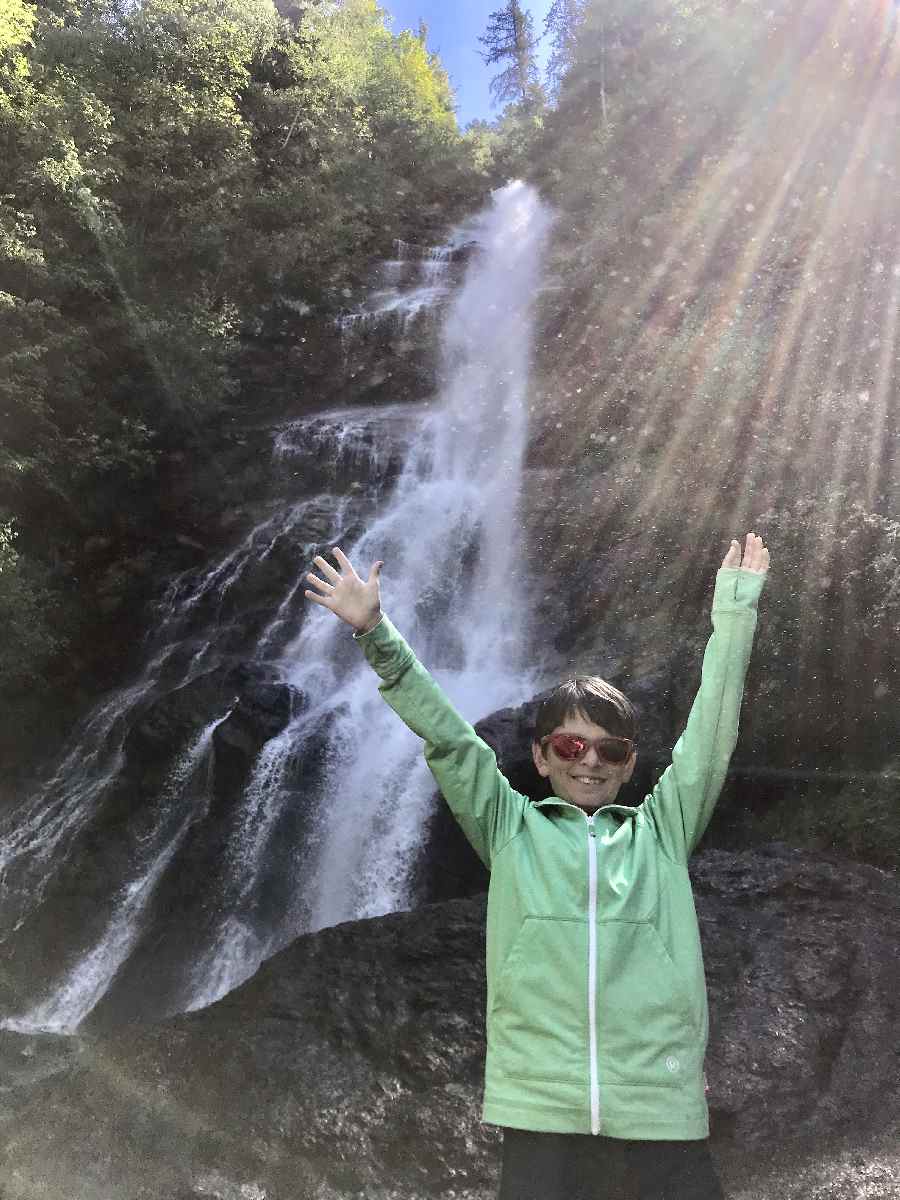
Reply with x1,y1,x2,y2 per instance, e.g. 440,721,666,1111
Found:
304,547,384,632
721,532,769,574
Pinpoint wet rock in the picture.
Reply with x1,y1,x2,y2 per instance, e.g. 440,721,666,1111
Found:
0,1031,84,1114
207,665,306,825
126,667,236,768
1,845,896,1200
0,662,307,1026
214,667,305,762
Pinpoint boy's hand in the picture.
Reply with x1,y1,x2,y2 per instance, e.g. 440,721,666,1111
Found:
304,547,384,633
721,532,769,573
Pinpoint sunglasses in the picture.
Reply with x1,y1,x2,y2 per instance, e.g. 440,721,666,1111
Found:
540,733,634,765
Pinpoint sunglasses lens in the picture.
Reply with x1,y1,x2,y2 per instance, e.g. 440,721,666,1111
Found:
600,739,630,764
546,735,632,764
549,735,584,760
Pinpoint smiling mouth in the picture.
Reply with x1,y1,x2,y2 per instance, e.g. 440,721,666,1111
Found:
572,776,606,784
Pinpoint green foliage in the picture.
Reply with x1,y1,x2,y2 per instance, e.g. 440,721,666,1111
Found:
0,519,65,694
478,1,544,111
741,497,900,874
482,101,546,182
503,0,900,877
372,30,456,135
0,0,35,62
0,0,489,762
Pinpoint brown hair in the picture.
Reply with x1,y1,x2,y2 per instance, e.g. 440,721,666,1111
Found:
532,677,638,745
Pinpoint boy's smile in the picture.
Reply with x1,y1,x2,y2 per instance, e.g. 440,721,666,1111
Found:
531,709,637,813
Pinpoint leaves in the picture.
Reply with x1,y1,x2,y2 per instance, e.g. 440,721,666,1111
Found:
0,0,489,755
478,1,543,110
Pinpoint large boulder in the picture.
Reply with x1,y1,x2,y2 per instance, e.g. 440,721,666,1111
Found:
212,665,306,793
1,844,897,1200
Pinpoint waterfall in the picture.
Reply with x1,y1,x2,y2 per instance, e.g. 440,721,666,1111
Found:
0,180,553,1029
284,179,554,932
1,710,233,1033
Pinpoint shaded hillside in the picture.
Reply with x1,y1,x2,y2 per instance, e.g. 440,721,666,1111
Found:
511,0,900,847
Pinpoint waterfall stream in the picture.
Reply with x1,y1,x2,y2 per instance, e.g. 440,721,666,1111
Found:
0,180,553,1031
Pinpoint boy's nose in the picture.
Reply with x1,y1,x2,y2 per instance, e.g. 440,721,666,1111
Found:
580,747,601,767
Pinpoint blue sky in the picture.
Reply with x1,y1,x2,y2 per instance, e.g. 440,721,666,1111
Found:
383,0,555,128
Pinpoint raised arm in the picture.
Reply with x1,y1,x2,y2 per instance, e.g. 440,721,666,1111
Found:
641,533,769,862
304,548,527,867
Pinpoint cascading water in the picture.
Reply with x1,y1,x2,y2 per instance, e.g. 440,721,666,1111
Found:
0,180,553,1031
283,181,554,933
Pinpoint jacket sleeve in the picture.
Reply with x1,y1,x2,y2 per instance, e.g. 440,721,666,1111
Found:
353,613,528,868
640,567,766,862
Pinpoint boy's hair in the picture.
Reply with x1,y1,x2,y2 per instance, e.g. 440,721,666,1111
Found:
532,677,638,745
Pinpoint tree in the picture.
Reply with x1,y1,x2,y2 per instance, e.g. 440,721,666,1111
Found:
0,519,64,696
543,0,586,97
0,0,35,58
478,1,541,110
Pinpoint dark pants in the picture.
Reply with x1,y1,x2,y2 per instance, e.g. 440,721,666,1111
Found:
498,1129,725,1200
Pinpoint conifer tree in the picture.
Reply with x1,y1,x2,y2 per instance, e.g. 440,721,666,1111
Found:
478,1,541,110
543,0,585,97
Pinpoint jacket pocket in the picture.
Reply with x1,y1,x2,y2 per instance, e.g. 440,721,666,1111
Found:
598,921,701,1087
489,916,588,1083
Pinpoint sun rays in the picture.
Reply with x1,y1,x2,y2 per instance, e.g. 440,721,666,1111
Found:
536,0,900,611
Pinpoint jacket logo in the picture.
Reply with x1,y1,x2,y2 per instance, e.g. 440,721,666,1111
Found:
665,1056,680,1073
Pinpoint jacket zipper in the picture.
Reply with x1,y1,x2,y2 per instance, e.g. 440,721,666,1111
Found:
586,813,600,1134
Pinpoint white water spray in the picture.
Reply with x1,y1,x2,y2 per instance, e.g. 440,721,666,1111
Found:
281,181,553,932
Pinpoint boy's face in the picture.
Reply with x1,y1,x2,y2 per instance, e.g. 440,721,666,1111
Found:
531,708,636,813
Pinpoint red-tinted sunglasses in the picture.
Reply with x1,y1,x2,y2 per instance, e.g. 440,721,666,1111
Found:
540,733,634,765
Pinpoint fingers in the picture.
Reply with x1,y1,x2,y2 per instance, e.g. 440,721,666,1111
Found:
308,546,375,589
303,588,332,607
303,547,377,614
312,552,342,582
331,546,360,578
721,533,770,573
738,532,770,574
305,571,333,594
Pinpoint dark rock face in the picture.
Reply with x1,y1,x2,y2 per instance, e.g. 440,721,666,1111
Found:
1,844,897,1199
0,661,308,1023
212,666,306,792
126,666,236,768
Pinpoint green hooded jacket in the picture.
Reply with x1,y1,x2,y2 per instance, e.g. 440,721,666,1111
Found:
354,566,765,1139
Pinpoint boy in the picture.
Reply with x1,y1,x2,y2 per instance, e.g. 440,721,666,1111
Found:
304,532,769,1199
